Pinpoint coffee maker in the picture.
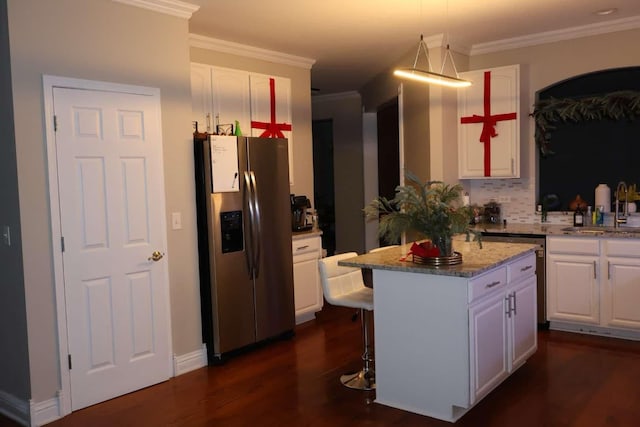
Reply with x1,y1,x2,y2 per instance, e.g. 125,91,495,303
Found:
290,194,312,231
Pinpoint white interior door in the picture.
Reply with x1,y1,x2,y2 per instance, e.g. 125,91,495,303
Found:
52,86,172,410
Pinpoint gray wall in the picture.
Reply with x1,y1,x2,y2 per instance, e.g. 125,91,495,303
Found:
312,93,365,254
7,0,195,402
0,0,30,402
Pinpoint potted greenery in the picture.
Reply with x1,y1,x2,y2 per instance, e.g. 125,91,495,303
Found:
364,172,480,261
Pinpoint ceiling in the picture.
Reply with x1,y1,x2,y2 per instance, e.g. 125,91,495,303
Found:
187,0,640,95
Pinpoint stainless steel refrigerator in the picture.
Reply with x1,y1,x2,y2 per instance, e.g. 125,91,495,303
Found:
194,133,295,363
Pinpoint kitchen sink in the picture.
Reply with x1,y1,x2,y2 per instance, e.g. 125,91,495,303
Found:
561,226,640,235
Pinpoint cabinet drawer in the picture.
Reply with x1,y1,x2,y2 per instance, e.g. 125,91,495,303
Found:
508,252,536,284
468,266,507,303
604,238,640,257
292,236,321,256
547,237,599,255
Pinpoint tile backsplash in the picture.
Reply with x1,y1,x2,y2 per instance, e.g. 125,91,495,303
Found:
467,178,572,225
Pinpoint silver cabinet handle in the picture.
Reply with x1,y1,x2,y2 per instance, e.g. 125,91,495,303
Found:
520,265,533,272
485,280,501,289
594,261,597,279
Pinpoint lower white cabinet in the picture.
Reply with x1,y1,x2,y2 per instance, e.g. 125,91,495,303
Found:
292,234,323,324
547,237,600,324
547,236,640,336
469,255,537,404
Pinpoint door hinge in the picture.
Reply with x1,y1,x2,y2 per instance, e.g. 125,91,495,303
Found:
68,354,72,370
54,115,58,132
61,236,65,252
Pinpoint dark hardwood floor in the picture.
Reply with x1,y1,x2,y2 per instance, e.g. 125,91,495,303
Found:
3,304,640,427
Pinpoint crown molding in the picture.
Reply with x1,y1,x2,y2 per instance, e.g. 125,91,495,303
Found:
471,15,640,56
189,34,316,69
112,0,199,19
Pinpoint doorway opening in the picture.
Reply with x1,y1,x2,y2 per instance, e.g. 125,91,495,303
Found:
376,97,400,245
312,119,336,256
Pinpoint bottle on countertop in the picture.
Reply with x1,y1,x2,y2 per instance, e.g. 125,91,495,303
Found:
596,205,605,225
585,206,593,226
573,206,584,227
595,184,611,213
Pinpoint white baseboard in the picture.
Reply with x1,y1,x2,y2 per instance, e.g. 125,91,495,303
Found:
0,389,29,426
173,344,207,376
550,321,640,341
30,393,63,426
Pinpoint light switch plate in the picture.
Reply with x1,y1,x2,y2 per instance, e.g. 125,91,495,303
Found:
171,212,182,230
2,225,10,246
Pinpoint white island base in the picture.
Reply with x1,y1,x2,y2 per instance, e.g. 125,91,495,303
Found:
355,248,538,422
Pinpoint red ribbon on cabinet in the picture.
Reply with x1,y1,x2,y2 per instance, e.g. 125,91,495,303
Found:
460,71,517,177
251,78,292,138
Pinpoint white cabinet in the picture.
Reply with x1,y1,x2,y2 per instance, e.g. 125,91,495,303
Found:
457,64,520,179
602,239,640,330
547,236,640,337
292,234,323,324
469,253,537,404
190,63,293,183
547,237,600,324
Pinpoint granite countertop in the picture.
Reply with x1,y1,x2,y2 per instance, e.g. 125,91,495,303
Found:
292,229,323,240
473,223,640,238
338,238,538,278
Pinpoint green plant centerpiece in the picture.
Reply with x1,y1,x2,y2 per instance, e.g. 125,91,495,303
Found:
364,172,480,260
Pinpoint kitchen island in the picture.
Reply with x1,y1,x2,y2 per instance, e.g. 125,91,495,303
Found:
339,239,538,422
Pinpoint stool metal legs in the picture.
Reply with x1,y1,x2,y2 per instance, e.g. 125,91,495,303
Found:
340,308,375,390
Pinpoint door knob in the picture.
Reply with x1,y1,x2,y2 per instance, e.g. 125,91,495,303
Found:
148,251,164,262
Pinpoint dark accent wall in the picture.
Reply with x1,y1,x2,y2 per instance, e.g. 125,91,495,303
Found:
538,67,640,211
0,0,31,403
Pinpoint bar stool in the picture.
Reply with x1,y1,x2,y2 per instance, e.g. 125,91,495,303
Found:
318,252,375,390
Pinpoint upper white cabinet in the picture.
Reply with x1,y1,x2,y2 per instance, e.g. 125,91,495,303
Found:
190,64,294,184
457,64,520,179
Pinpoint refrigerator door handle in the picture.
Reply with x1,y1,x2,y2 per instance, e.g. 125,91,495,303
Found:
243,171,254,279
250,171,262,278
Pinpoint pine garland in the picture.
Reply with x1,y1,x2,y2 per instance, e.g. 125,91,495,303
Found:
531,90,640,156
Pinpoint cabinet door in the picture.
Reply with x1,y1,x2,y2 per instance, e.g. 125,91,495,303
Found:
469,291,508,404
509,276,537,369
457,64,520,179
211,67,251,136
547,254,599,324
249,74,294,184
603,256,640,330
293,254,323,322
190,63,213,133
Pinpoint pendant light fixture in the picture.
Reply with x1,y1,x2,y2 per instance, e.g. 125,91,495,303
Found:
393,35,471,88
393,1,471,88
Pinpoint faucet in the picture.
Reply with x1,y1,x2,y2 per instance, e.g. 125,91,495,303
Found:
615,181,628,228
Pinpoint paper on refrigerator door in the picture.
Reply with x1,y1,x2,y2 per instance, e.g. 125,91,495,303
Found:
210,135,239,192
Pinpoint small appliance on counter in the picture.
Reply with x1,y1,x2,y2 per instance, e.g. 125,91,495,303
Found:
291,194,312,231
483,201,502,224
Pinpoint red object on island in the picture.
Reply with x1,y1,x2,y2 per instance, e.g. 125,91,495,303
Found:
409,241,440,258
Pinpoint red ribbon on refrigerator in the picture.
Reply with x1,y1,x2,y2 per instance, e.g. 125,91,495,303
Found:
460,71,517,177
251,78,292,138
